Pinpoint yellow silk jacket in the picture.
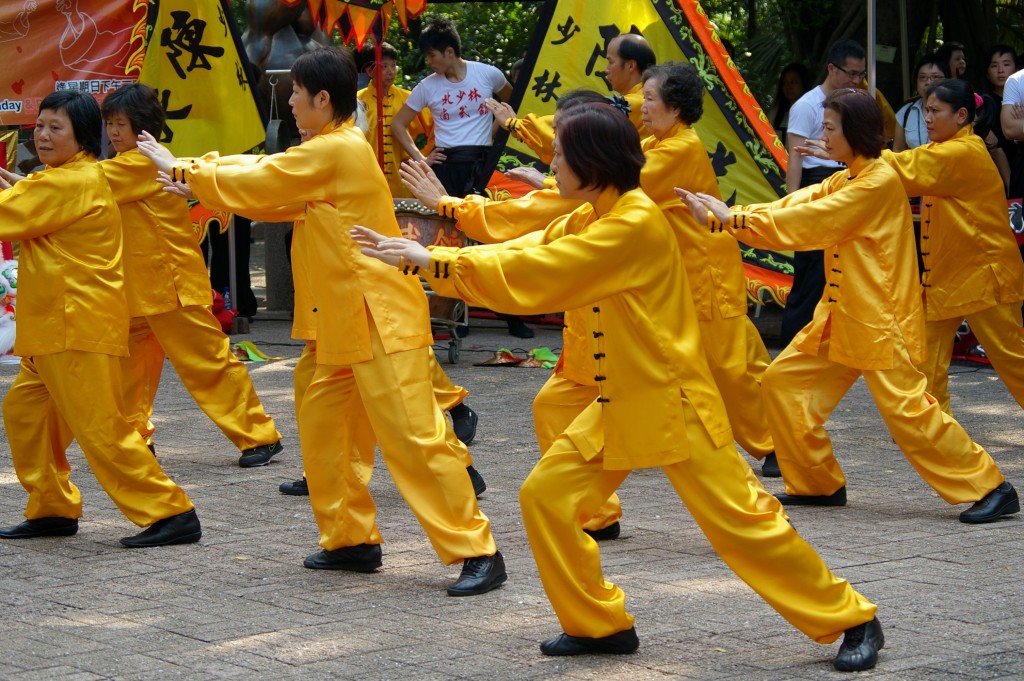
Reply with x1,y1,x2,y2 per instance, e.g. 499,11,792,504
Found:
358,83,433,199
175,120,432,365
0,151,128,357
712,156,926,371
439,188,592,385
511,83,647,165
642,123,749,321
882,127,1024,321
101,149,212,317
423,187,733,470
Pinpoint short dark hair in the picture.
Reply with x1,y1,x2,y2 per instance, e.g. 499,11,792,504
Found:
935,41,965,77
291,47,357,124
357,41,398,75
827,39,865,68
557,103,644,193
101,83,165,138
614,33,656,73
39,91,102,157
912,53,945,81
556,89,611,113
985,44,1018,71
924,79,976,124
419,17,461,58
642,61,703,125
823,88,885,158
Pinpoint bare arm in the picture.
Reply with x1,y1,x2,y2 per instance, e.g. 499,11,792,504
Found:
1001,103,1024,142
785,132,806,193
493,80,513,103
892,125,908,153
391,104,428,164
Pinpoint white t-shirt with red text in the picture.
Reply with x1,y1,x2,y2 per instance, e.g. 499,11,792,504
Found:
406,60,507,148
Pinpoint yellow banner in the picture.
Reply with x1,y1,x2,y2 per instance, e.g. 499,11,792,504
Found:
510,0,783,207
139,0,264,156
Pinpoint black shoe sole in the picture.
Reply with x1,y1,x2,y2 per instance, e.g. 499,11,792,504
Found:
120,530,202,548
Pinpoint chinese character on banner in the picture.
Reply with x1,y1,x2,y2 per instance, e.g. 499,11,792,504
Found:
140,0,265,157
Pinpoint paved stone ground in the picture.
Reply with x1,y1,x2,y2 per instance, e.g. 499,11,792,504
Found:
0,299,1021,680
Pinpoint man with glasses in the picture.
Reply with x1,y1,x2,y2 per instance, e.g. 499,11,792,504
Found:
780,39,866,348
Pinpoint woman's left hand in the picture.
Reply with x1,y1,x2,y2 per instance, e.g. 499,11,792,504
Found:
156,171,194,200
0,167,26,189
350,225,431,269
674,188,731,225
793,138,831,161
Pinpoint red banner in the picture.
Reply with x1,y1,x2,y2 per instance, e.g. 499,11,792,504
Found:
0,1,148,126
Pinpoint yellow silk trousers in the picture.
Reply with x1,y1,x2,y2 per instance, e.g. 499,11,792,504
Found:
699,313,774,458
519,396,876,641
298,320,495,564
920,302,1024,414
293,342,473,469
532,373,622,530
121,307,281,451
2,351,194,526
763,335,1005,503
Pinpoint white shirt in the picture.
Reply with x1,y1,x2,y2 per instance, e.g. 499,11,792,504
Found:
787,85,843,170
406,60,507,148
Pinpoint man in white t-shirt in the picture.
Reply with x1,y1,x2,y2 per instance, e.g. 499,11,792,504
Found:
392,17,512,198
780,39,866,347
1001,68,1024,199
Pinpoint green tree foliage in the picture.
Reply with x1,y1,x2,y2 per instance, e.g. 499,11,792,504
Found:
383,2,544,87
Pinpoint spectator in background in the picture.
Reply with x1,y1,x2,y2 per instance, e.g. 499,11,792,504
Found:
976,45,1019,194
392,17,512,198
936,41,967,80
893,54,945,152
1001,66,1024,201
780,38,865,347
769,63,812,147
357,41,439,199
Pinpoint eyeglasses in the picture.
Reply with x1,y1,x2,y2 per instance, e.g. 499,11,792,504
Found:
917,74,945,83
831,63,868,80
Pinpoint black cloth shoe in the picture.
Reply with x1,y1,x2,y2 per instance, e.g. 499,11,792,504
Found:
540,627,640,656
584,521,621,541
833,617,884,671
775,486,847,507
239,440,283,468
450,403,478,444
0,517,78,539
303,544,382,572
506,317,535,339
959,481,1020,524
147,443,156,455
761,452,781,477
279,477,309,496
466,465,486,498
120,509,201,548
447,551,507,596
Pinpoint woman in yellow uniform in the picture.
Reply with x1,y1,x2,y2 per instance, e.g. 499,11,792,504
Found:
139,47,504,595
880,79,1024,415
0,91,200,548
678,88,1018,524
100,83,283,468
640,62,778,476
356,102,885,672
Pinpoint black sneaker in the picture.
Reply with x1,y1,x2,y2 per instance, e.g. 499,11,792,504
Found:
239,440,283,468
466,466,486,498
761,452,781,477
279,477,309,495
447,551,507,596
449,403,478,444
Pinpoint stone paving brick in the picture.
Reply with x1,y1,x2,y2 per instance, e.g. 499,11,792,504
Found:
1,310,1021,679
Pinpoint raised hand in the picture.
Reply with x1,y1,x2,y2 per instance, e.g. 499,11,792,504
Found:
135,130,177,174
673,188,731,225
350,225,432,268
400,159,449,208
156,170,194,200
505,166,546,189
793,138,831,161
484,98,517,127
0,167,26,190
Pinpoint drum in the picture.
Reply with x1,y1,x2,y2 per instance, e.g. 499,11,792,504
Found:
393,199,467,363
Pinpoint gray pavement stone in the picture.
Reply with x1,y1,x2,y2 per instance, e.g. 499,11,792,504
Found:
1,301,1022,680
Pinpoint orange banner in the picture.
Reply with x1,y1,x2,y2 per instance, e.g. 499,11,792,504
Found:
0,1,147,127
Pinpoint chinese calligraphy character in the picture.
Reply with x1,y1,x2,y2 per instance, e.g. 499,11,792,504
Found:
458,105,469,118
551,16,581,45
467,88,481,102
531,69,562,103
161,11,225,80
442,92,454,106
156,89,193,143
